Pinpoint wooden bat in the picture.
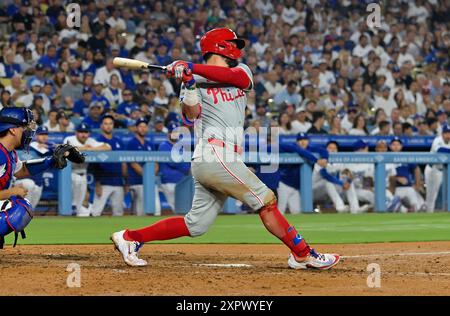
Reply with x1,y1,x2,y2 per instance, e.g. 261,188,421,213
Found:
113,57,167,72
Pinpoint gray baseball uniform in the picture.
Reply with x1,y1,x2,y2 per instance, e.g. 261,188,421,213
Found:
180,64,272,236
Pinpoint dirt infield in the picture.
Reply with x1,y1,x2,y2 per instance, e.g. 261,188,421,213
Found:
1,242,450,296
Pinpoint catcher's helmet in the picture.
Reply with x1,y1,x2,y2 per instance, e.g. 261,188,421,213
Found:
200,28,245,60
0,107,36,149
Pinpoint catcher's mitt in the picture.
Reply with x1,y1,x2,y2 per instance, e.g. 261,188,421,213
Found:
52,144,86,169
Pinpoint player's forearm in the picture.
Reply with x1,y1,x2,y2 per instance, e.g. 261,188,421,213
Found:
192,64,250,90
319,168,344,186
0,189,17,200
182,103,201,124
130,162,143,176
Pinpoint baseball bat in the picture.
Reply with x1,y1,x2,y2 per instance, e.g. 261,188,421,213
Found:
113,57,167,72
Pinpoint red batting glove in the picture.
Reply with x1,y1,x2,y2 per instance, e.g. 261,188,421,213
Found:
166,60,195,88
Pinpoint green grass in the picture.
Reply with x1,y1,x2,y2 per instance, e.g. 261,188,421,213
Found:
4,213,450,245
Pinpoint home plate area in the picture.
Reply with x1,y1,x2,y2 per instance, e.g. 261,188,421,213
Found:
0,242,449,296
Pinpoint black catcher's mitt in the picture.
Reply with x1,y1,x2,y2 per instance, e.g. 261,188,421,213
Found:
52,144,86,169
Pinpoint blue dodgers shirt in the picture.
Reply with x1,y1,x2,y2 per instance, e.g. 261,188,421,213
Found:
158,140,190,184
126,135,153,185
94,134,125,186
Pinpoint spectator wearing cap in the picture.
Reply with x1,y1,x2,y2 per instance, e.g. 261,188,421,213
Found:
291,108,312,133
73,87,93,117
91,77,111,110
307,111,328,135
64,123,111,217
125,106,144,132
56,111,75,132
91,115,127,217
61,69,83,103
157,121,190,211
103,74,123,108
0,49,21,78
41,80,54,112
374,85,396,116
322,89,344,111
436,109,448,134
152,116,168,134
16,78,42,107
26,63,46,90
37,44,58,73
273,80,301,109
94,57,122,87
82,101,104,130
126,118,161,216
116,89,138,116
11,1,33,31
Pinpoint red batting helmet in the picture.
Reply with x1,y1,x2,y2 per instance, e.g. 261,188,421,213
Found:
200,28,246,60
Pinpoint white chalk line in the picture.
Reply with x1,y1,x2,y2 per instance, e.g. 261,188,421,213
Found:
341,251,450,259
194,263,254,268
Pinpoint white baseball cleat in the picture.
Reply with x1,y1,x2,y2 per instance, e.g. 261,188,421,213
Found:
111,230,148,267
288,248,340,270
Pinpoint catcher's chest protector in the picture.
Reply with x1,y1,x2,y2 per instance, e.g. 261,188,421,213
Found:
0,197,33,249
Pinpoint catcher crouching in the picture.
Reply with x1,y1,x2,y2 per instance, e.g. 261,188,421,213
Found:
0,107,85,248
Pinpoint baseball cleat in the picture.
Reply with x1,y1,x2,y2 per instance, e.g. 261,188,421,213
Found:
111,230,148,267
288,248,340,270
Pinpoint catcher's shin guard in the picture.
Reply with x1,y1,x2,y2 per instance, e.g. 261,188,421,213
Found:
0,196,33,249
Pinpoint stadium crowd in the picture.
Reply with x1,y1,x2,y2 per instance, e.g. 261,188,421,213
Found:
0,0,449,215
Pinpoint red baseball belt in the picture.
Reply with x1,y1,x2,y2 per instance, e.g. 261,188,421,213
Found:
207,138,243,154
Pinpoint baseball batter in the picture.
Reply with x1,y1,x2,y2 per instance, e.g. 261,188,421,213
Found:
111,28,340,269
425,125,450,212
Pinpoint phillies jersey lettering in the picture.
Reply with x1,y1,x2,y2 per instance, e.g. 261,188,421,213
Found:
206,87,246,104
180,63,253,147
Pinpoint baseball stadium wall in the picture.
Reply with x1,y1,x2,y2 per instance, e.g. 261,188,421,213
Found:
18,150,450,215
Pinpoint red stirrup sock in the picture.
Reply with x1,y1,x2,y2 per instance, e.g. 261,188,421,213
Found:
123,217,191,243
259,201,311,258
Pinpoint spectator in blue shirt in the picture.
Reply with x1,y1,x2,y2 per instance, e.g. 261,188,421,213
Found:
82,101,104,129
273,80,301,109
91,78,110,109
26,63,46,89
116,89,137,116
38,44,59,73
126,118,161,216
158,122,190,211
155,44,172,65
73,87,93,117
1,49,21,78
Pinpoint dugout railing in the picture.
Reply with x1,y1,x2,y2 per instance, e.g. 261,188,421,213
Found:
18,151,450,215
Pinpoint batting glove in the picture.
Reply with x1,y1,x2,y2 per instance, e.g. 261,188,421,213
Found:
167,60,195,88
